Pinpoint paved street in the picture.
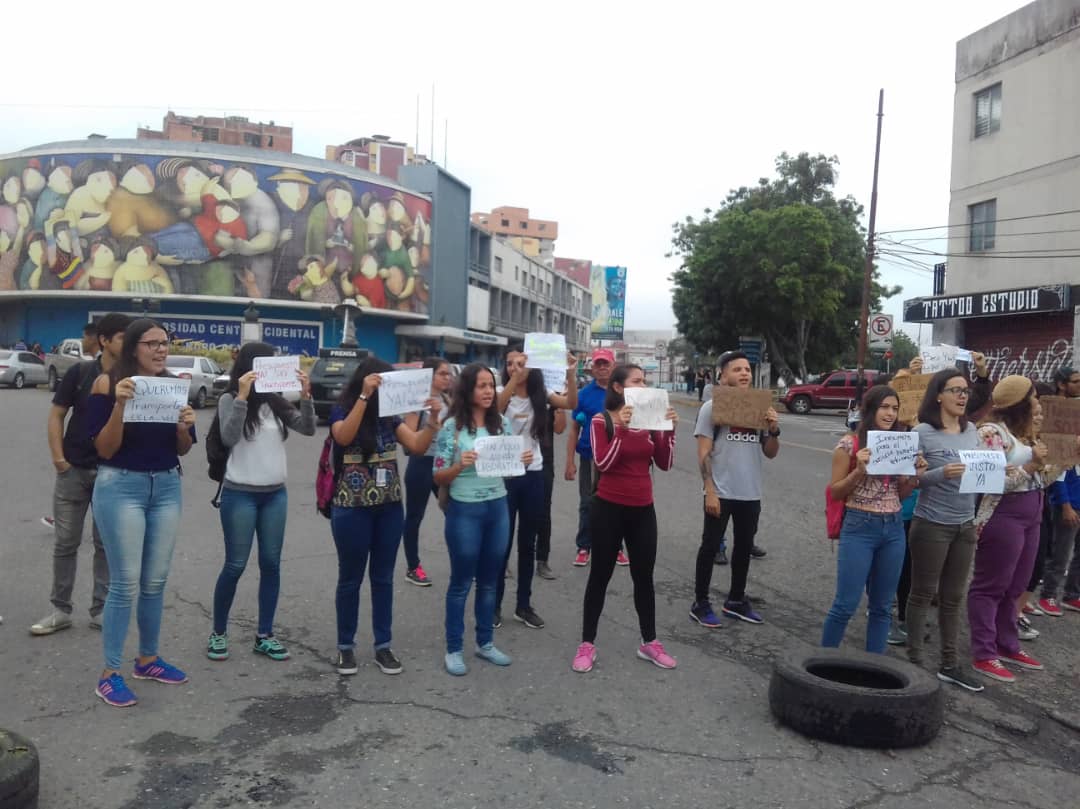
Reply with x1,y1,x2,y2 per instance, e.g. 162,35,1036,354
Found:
1,387,1079,808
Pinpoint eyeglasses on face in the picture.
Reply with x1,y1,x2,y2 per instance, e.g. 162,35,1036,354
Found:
942,386,970,397
138,340,170,350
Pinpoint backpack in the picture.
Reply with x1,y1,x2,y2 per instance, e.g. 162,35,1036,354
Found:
590,411,615,496
825,435,858,539
316,431,342,518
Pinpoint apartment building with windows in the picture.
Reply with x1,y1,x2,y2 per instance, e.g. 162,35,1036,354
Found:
471,206,558,266
903,0,1080,382
136,112,292,152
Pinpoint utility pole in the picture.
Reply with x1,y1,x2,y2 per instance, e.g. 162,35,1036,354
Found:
856,89,884,400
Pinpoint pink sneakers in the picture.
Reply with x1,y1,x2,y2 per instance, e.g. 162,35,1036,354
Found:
973,659,1015,683
637,640,676,669
572,642,596,673
615,550,630,567
573,549,590,567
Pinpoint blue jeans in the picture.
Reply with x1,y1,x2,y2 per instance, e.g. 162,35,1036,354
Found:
402,455,437,571
497,470,543,612
331,503,403,651
444,497,510,653
213,486,288,637
822,509,906,654
92,466,182,671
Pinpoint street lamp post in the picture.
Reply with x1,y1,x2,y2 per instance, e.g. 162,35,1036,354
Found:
333,298,361,347
241,302,262,345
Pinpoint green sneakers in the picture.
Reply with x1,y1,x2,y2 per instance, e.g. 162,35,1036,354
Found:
253,635,290,661
207,632,229,661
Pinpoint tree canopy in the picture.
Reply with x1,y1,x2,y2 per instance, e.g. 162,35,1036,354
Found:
669,152,899,382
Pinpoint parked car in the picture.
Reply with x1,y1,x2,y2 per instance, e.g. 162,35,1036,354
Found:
44,338,93,392
165,355,222,409
782,369,881,415
0,350,48,389
309,347,369,419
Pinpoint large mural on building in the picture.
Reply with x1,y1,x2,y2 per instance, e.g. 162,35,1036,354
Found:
0,150,433,314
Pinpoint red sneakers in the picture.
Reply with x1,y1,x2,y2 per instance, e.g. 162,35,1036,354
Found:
615,550,630,567
1000,649,1044,670
573,549,590,567
1038,597,1063,617
1062,597,1080,612
973,659,1015,683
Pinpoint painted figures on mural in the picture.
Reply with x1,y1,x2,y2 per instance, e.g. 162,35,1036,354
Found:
0,153,433,315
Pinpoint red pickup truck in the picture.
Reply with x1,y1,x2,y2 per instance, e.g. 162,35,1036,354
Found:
782,370,881,415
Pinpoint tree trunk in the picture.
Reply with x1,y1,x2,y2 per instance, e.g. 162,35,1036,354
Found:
766,330,797,384
794,319,811,382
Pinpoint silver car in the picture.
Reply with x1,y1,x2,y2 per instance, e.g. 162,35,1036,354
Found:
0,350,48,389
165,355,222,409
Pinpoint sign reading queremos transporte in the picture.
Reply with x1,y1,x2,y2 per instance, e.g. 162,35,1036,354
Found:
903,284,1070,322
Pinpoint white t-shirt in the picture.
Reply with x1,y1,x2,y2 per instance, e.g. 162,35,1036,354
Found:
505,393,545,472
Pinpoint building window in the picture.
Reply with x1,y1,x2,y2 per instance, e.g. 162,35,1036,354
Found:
969,199,996,252
501,218,510,227
974,84,1001,138
520,221,528,229
243,132,261,147
538,223,546,232
494,256,503,274
514,266,519,281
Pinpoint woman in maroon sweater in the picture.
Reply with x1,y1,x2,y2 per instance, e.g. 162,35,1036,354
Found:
572,364,678,673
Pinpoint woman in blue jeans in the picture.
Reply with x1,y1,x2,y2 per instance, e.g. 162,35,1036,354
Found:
400,357,455,587
822,385,922,654
88,318,196,707
434,363,533,676
330,356,440,677
207,341,316,663
494,345,577,629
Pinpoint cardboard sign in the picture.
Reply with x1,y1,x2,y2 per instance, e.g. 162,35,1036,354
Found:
624,388,673,431
542,367,569,394
711,386,772,430
253,355,301,393
377,368,433,417
474,435,525,478
865,431,919,476
123,376,190,423
958,450,1006,494
891,374,931,426
524,332,568,372
1039,396,1080,466
1043,433,1080,468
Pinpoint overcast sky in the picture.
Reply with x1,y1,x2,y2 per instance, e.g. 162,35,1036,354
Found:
1,0,1026,342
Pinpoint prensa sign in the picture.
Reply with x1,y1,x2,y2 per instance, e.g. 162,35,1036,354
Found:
903,284,1070,323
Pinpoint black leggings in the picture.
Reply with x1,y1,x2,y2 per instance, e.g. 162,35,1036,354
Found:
896,520,912,621
582,496,657,644
695,498,760,603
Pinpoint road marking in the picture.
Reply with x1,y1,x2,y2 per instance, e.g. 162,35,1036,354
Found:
780,439,834,455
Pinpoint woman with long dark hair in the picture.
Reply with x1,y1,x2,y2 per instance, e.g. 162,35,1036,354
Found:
400,357,455,587
434,363,532,676
206,342,316,663
573,364,677,673
330,355,441,677
88,318,196,707
494,345,578,629
822,385,923,653
967,376,1049,683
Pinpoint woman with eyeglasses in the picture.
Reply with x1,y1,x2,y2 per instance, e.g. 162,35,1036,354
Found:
87,319,196,707
905,368,986,693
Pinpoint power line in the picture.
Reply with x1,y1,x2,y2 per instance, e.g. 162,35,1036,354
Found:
880,247,1080,260
889,225,1080,244
875,206,1080,237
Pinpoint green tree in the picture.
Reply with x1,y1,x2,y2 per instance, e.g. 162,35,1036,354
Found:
888,330,919,371
669,153,900,382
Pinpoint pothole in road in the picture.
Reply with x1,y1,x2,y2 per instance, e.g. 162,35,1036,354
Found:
510,720,631,775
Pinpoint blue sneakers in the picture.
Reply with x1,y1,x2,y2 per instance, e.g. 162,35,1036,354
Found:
445,651,468,676
689,601,723,628
96,673,137,707
722,598,764,625
132,657,189,684
475,643,512,666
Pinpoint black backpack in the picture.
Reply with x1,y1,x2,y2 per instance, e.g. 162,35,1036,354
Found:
205,412,229,507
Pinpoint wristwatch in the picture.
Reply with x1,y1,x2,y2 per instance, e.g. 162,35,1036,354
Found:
358,393,368,401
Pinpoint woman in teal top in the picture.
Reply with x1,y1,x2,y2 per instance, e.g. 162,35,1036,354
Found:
434,363,532,676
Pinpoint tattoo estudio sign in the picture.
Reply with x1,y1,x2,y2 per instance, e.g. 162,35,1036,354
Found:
903,284,1070,322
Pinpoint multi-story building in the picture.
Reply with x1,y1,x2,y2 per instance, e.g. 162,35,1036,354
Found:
325,135,431,182
902,0,1080,381
136,112,292,153
554,256,591,288
471,206,558,266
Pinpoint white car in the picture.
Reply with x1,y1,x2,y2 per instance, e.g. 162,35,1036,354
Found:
0,350,48,389
165,355,222,409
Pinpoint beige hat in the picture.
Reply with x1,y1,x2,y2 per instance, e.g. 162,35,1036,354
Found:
992,375,1033,408
267,169,315,184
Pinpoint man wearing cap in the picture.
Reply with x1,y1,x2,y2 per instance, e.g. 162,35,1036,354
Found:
566,349,626,567
1038,365,1080,617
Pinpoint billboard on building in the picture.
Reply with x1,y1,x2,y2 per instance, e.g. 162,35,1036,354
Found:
0,146,433,314
590,265,626,340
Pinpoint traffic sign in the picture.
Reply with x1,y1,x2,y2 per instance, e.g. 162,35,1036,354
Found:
738,335,764,364
869,313,893,350
655,340,667,359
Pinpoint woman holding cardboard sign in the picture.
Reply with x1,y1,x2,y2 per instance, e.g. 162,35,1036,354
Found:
821,385,923,654
86,318,196,708
328,356,442,677
434,363,533,676
494,346,578,630
572,364,678,673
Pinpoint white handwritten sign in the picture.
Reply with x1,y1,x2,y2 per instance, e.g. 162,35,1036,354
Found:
253,355,301,393
624,387,673,431
865,430,919,475
954,348,973,363
542,367,568,394
958,450,1006,494
474,435,525,478
524,332,567,372
123,376,189,423
920,344,975,374
377,368,433,417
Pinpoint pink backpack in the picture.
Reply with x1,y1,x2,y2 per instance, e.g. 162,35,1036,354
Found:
316,433,340,518
825,435,858,539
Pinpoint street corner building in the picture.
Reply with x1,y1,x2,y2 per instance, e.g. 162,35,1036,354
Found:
0,138,483,362
902,0,1080,383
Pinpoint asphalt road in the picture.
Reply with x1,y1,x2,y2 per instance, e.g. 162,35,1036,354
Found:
1,386,1078,808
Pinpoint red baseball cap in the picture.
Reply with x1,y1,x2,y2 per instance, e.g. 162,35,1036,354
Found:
591,348,615,364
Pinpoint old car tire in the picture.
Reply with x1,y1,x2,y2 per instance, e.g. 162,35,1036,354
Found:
0,728,40,807
47,368,58,393
769,648,943,748
12,373,24,390
790,395,811,415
